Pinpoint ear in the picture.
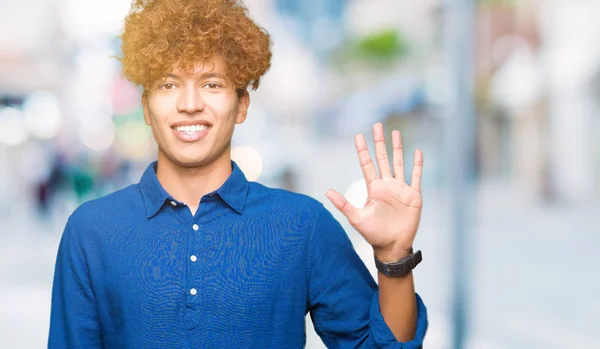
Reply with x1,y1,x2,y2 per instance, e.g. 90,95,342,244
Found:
235,90,250,124
142,92,151,125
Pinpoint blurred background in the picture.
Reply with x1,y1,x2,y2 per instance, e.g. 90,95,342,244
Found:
1,0,599,348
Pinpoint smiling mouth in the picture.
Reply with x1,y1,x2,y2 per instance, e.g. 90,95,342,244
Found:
173,124,209,134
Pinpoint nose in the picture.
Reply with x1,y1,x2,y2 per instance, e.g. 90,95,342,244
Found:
176,86,204,114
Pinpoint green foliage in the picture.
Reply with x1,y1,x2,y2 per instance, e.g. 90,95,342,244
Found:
355,29,409,61
330,29,410,70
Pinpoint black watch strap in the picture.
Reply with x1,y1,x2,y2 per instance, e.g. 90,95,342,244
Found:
374,249,422,277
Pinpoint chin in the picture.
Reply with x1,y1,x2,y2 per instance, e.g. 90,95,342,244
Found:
159,144,228,169
158,149,204,167
174,156,211,168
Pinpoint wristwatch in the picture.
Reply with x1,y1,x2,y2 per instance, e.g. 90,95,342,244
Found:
374,248,422,277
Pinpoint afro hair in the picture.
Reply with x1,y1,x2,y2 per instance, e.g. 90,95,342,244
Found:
118,0,272,92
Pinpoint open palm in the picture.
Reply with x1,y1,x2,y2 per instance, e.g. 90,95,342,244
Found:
326,123,423,261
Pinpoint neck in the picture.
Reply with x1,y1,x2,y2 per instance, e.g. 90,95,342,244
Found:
155,151,232,214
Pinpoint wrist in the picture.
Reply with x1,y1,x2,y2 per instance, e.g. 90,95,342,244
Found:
373,245,413,263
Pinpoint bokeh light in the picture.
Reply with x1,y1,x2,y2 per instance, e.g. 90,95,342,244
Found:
115,119,155,160
344,178,368,209
0,107,28,146
22,91,62,140
79,121,116,151
231,145,263,181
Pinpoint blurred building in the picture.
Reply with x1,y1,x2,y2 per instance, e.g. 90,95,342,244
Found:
475,0,600,204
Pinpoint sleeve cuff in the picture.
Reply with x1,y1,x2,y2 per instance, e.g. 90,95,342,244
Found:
369,291,428,349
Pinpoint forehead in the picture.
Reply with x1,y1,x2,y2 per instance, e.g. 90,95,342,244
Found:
170,56,229,77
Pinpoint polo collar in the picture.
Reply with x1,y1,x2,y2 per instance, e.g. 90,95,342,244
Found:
139,160,249,218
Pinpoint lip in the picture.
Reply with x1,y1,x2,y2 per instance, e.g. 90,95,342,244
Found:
171,122,212,143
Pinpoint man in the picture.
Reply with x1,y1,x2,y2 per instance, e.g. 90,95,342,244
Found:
48,0,428,348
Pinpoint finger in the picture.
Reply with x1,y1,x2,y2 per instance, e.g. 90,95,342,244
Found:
325,189,360,226
355,134,378,185
410,149,424,191
392,130,405,182
373,123,392,178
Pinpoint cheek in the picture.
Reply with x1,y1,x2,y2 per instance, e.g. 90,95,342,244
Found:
205,94,238,119
148,97,175,125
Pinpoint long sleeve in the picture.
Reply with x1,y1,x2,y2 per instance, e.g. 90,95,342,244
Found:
308,206,428,348
48,219,104,348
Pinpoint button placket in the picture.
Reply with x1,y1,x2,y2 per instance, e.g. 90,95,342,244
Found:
185,201,215,330
188,222,201,305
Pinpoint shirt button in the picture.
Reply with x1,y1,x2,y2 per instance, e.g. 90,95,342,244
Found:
190,288,197,295
170,201,177,207
190,255,197,262
192,224,199,231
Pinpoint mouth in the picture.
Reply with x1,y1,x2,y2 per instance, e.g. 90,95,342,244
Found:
171,123,212,142
174,124,209,134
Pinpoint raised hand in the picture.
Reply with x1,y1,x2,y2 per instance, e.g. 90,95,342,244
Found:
326,123,423,262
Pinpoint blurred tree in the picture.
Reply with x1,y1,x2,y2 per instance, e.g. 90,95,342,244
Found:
331,29,411,69
355,30,409,62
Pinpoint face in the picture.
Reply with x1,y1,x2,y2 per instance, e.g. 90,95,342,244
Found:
142,56,249,169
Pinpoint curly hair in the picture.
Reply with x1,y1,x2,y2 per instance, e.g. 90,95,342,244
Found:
118,0,272,93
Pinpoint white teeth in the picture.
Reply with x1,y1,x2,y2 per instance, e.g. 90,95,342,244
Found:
175,125,208,133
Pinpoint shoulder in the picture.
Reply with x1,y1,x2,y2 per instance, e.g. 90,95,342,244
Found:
247,181,328,216
245,182,341,236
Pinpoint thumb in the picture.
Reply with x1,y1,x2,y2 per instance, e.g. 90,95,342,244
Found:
325,189,359,226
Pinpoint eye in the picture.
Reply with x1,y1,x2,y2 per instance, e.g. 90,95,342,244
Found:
204,83,221,89
160,83,176,90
